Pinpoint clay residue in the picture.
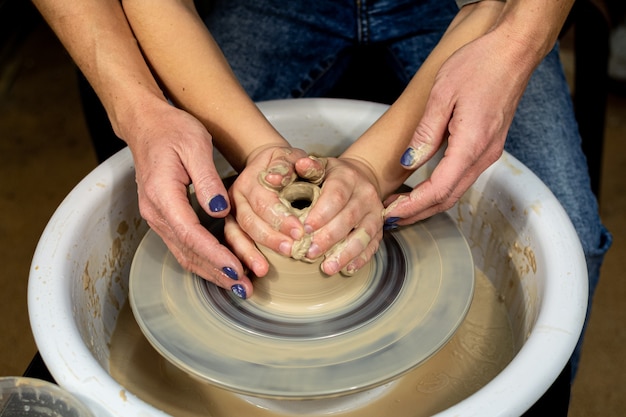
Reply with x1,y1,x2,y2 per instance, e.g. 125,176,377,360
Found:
117,220,129,235
511,242,537,275
76,212,148,368
299,155,328,185
453,191,539,349
109,269,513,417
258,166,297,191
268,202,293,230
402,144,433,169
382,194,409,218
290,235,313,260
500,154,523,176
323,228,372,277
257,163,376,274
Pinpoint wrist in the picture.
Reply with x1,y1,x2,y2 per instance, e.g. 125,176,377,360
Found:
492,0,573,68
337,155,384,199
243,141,293,169
107,86,170,145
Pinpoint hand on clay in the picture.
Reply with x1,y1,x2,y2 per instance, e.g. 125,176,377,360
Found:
228,148,383,278
384,31,530,225
126,101,259,299
302,156,384,276
227,145,319,265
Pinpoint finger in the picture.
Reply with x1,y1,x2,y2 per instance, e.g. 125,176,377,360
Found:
180,137,231,219
339,229,383,276
224,214,270,278
400,90,451,170
156,220,254,299
303,166,379,236
259,148,303,190
295,155,327,184
140,179,253,298
246,148,309,239
304,191,359,259
384,148,491,224
231,181,305,242
230,191,295,258
320,224,381,276
309,196,382,261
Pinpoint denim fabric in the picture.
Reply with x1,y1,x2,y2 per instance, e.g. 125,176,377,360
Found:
506,45,612,378
204,0,458,98
203,0,611,377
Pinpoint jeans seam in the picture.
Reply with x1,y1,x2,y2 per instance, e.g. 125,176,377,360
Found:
290,54,340,97
356,0,370,44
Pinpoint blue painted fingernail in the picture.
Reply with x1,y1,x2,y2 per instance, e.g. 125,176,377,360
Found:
385,217,401,225
400,148,416,167
209,194,228,212
231,284,247,299
222,266,238,280
384,223,398,231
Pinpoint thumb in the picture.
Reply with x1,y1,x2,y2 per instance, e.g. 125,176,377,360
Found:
187,149,231,219
400,100,450,170
295,155,327,184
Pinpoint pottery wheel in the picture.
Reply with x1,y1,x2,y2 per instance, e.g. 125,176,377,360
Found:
129,211,474,399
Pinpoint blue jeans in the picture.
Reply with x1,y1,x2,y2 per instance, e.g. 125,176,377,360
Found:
203,0,611,377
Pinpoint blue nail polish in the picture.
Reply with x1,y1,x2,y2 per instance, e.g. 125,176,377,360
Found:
384,223,398,231
385,217,401,225
222,266,238,280
231,284,247,299
400,148,415,167
209,194,228,212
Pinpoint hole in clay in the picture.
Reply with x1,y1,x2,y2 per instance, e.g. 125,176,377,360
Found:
290,198,312,210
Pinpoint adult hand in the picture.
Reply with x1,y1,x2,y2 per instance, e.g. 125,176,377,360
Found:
126,99,259,298
384,30,531,225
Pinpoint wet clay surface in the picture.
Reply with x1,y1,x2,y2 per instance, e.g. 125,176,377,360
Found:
110,269,513,416
127,213,475,398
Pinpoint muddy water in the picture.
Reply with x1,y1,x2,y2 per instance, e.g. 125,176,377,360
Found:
109,269,513,416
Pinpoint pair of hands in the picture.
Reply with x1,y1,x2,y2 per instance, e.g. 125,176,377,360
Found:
129,28,528,299
227,146,384,280
128,100,385,299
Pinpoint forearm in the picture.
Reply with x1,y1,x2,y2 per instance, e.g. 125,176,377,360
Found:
32,0,168,144
342,0,574,199
121,0,288,172
341,1,504,197
495,0,574,69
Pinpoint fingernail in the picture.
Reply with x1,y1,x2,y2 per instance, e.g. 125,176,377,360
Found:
384,217,400,231
279,241,292,256
342,263,357,276
400,147,416,167
231,284,247,299
290,227,303,240
322,260,340,275
222,266,238,280
209,194,228,212
304,224,314,235
306,243,321,259
384,222,398,231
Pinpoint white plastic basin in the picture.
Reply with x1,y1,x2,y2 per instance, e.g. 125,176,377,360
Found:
28,98,587,416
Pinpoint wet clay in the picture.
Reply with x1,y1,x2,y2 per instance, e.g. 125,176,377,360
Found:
274,180,374,276
109,269,514,417
277,181,320,260
252,244,373,316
